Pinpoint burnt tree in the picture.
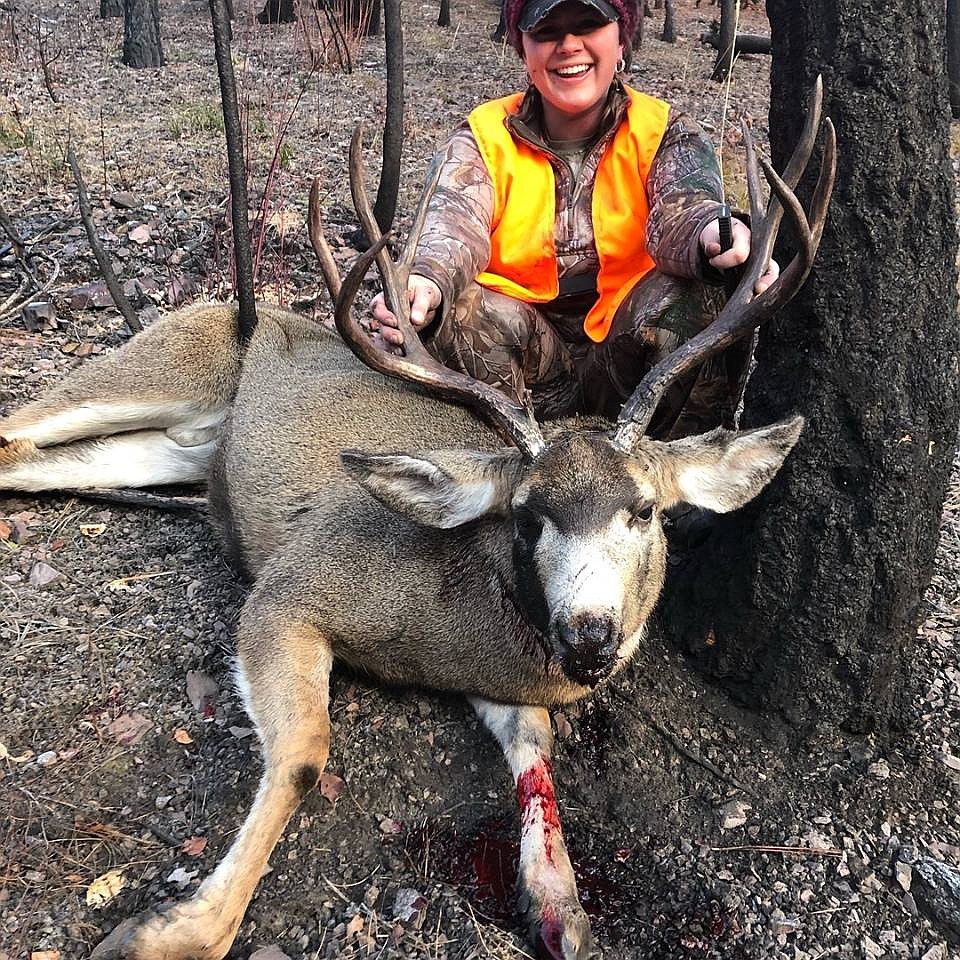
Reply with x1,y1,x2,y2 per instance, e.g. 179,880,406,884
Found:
100,0,123,18
710,0,737,79
662,0,675,42
373,0,402,232
948,0,960,117
122,0,163,67
662,0,960,731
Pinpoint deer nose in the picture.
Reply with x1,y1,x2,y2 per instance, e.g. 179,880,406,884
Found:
554,612,621,687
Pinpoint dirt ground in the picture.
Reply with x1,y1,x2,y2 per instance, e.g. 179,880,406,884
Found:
1,2,959,959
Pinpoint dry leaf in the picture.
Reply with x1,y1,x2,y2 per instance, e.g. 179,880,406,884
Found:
0,519,11,540
86,869,126,908
80,523,107,537
0,742,34,763
379,817,402,835
32,952,61,960
346,914,365,938
107,713,153,746
181,835,208,856
320,772,344,803
172,728,194,745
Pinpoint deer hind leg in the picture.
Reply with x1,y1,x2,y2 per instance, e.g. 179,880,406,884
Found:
92,603,333,960
0,303,241,490
471,698,595,960
0,430,218,491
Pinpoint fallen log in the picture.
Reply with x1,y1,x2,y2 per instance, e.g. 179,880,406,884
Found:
701,29,771,55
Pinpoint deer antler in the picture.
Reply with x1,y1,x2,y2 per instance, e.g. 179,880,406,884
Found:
313,125,546,460
613,76,837,451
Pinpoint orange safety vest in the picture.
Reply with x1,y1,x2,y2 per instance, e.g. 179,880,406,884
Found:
467,85,670,343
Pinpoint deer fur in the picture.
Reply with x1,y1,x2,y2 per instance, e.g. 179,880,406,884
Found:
0,300,802,960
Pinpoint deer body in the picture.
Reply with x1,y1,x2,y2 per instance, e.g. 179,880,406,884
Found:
0,302,800,960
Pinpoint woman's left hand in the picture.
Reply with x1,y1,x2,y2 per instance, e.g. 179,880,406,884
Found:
700,217,780,295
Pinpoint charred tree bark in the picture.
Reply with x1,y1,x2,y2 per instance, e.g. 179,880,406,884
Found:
100,0,123,18
438,0,451,27
256,0,296,24
122,0,163,67
492,0,506,41
372,0,403,233
662,0,676,42
948,0,960,118
368,0,381,34
661,0,960,731
701,29,770,55
710,0,737,79
210,0,257,342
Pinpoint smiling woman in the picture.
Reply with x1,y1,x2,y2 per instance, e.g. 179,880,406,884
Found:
369,0,779,440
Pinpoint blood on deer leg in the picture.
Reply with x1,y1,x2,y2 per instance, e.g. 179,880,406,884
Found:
471,698,594,960
92,609,333,960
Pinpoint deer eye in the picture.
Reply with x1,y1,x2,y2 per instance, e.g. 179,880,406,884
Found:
630,502,654,527
514,507,543,543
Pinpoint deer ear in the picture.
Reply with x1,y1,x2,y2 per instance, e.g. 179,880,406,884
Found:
655,416,804,513
340,448,524,529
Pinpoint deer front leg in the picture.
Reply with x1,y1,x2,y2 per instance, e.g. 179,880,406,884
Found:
92,606,333,960
471,698,595,960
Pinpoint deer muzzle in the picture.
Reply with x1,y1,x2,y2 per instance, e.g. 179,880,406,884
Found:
552,611,623,687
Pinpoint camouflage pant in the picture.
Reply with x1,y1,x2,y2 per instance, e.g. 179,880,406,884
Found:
427,271,752,439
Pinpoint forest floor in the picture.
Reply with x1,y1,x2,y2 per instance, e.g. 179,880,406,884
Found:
1,2,958,959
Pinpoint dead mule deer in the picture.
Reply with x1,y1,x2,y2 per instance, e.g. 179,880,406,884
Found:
0,81,834,960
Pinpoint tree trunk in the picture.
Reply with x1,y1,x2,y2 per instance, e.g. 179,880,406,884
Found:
438,0,451,27
710,0,737,80
122,0,163,67
373,0,403,233
256,0,296,24
662,0,676,42
368,0,382,34
100,0,123,18
948,0,960,118
491,0,506,41
661,0,960,732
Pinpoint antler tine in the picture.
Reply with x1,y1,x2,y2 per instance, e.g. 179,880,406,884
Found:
334,127,546,460
399,152,444,271
348,127,408,316
307,177,342,302
613,80,836,450
743,75,824,290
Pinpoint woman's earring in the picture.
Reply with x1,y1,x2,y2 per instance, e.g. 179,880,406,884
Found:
616,56,626,73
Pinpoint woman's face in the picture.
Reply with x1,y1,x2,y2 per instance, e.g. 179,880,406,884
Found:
521,1,623,139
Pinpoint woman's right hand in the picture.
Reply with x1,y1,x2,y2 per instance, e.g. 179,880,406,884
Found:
369,274,442,348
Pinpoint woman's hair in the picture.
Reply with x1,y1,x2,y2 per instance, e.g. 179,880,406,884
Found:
503,0,641,55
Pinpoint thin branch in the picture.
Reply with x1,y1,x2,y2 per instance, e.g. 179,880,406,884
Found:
209,0,257,342
66,144,142,333
639,707,756,796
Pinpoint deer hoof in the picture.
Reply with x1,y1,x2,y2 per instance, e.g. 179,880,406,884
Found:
529,903,595,960
90,899,238,960
0,436,36,466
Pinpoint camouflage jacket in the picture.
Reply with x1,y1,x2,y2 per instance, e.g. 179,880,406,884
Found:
411,80,726,324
